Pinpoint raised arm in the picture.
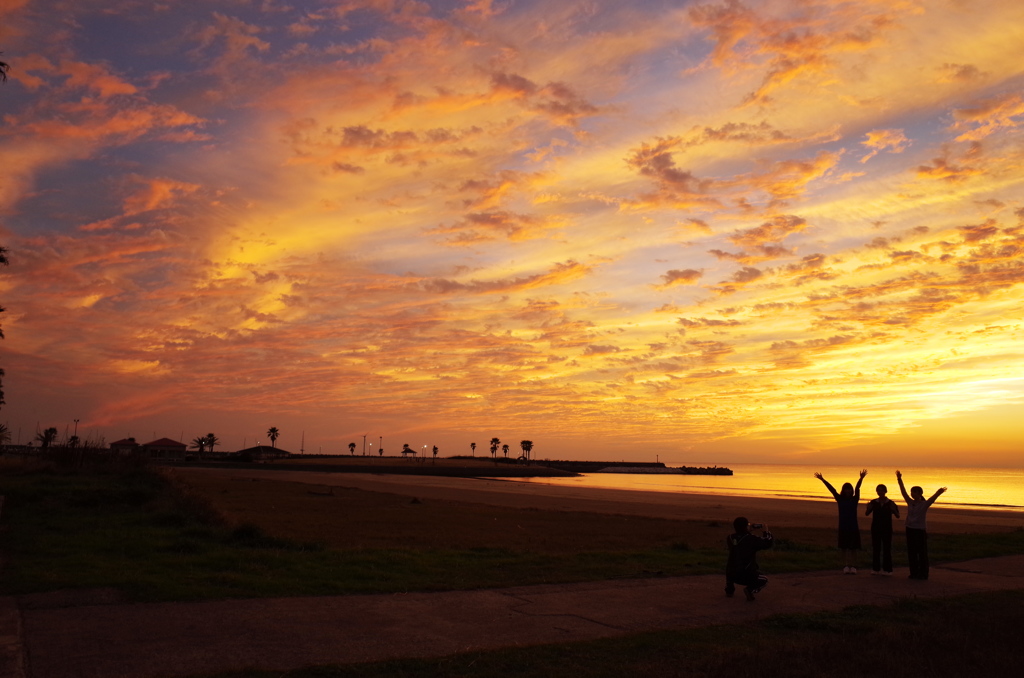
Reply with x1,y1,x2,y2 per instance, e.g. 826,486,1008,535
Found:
814,472,840,500
896,470,912,503
854,468,867,499
927,487,947,506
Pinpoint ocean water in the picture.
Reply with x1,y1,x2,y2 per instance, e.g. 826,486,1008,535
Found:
506,463,1024,512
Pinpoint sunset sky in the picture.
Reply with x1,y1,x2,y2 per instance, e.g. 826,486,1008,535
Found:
1,0,1022,465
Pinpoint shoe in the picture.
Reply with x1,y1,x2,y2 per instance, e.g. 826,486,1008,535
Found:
850,567,857,574
882,571,892,576
743,587,756,601
843,566,851,574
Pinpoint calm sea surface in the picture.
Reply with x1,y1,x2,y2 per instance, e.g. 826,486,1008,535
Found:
504,463,1024,512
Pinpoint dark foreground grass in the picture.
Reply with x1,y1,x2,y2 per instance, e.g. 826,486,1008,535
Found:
1,461,1023,602
0,464,725,600
204,590,1024,678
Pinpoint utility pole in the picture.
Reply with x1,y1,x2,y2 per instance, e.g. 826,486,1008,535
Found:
362,434,367,456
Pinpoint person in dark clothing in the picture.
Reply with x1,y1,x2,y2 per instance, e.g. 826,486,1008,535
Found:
865,483,900,575
725,516,773,601
814,469,867,573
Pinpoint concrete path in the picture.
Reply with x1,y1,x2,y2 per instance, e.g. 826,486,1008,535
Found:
5,555,1024,678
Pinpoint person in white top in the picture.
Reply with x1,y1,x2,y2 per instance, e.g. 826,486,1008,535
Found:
896,470,947,580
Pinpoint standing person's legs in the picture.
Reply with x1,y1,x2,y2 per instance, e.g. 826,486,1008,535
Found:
881,528,893,573
871,528,882,572
906,528,924,578
919,530,929,580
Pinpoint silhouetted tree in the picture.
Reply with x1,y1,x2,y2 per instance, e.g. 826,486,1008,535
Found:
267,427,279,448
0,423,10,447
520,440,533,460
205,433,219,453
0,54,9,84
190,436,208,456
470,442,476,456
36,427,58,448
502,444,509,457
432,445,438,459
489,437,500,458
348,442,356,455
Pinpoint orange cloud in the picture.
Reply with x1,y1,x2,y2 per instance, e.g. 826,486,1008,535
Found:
860,129,909,163
656,268,703,288
952,93,1024,141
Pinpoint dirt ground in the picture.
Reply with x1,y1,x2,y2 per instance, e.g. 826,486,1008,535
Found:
171,469,761,552
170,466,1024,554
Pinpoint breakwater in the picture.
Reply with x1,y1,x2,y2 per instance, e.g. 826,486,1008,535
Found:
537,460,733,475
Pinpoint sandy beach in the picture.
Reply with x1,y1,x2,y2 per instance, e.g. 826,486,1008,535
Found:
178,466,1024,534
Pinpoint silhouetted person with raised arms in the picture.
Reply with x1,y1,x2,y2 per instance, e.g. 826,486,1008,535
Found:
865,483,900,575
896,470,946,580
725,516,773,601
814,469,867,573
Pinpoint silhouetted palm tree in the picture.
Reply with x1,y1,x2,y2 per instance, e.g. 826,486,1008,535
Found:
501,444,509,457
267,427,279,448
190,436,208,456
36,427,58,448
470,442,476,456
205,433,219,453
489,437,500,458
520,440,533,460
0,423,10,447
348,442,356,455
432,445,438,458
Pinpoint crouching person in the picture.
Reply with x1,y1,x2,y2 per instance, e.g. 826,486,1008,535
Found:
725,516,774,601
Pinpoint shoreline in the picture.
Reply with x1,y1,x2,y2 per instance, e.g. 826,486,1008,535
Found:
174,466,1024,533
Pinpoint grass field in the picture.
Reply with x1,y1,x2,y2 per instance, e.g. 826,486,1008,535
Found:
3,458,1024,678
1,459,1022,602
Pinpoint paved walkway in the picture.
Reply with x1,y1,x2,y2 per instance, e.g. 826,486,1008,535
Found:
4,555,1024,678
